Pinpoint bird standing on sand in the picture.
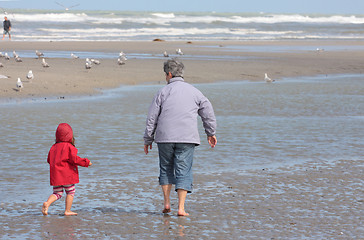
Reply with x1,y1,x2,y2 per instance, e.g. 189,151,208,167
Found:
13,50,18,58
176,48,183,55
0,62,3,67
119,51,126,57
36,50,44,58
42,58,50,67
264,73,275,83
71,53,79,59
5,53,10,60
163,51,169,57
27,70,34,82
15,56,22,62
117,55,127,65
90,58,100,65
0,52,4,57
16,78,23,91
85,58,92,69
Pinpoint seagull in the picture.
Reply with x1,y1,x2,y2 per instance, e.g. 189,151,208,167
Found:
0,62,3,67
85,58,92,69
55,1,80,11
117,55,127,65
163,51,169,57
4,53,10,60
15,56,22,62
36,50,44,58
42,58,50,67
176,48,183,55
119,51,126,57
264,73,275,83
13,50,18,58
71,53,79,59
90,58,100,65
0,52,4,57
27,70,34,82
16,78,23,91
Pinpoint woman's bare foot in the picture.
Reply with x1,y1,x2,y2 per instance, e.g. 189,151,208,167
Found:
42,202,49,215
162,208,171,213
177,210,189,216
64,211,78,216
163,203,171,213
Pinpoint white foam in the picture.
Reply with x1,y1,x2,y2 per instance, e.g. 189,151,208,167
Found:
12,12,364,25
151,13,175,18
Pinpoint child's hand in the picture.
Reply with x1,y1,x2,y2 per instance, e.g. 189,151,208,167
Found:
89,162,92,166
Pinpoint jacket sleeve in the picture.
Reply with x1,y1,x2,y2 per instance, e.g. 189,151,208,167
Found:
143,92,162,145
69,145,90,167
198,96,217,137
47,151,51,164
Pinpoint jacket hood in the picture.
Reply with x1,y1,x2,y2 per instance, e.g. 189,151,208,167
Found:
56,123,73,143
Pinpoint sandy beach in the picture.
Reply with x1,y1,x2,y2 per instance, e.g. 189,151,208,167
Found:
0,40,363,239
1,40,364,100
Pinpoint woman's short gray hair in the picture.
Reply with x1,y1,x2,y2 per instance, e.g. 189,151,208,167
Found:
164,58,184,77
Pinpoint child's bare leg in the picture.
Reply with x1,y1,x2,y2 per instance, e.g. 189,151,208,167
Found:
64,194,77,216
42,194,58,215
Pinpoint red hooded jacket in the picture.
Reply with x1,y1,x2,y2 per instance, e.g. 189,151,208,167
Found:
47,123,90,186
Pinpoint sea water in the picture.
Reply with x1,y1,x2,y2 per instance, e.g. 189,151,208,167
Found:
5,9,364,41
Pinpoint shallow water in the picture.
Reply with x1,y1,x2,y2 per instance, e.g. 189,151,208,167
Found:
0,74,363,238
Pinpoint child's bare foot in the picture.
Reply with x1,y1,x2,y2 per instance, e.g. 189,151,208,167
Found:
177,210,189,216
64,211,78,216
42,202,49,215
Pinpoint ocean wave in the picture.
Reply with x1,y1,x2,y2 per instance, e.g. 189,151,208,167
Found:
11,12,364,25
37,27,303,36
151,13,175,18
7,10,364,41
13,13,89,22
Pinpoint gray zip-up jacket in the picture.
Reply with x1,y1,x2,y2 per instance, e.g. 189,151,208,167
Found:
144,77,216,145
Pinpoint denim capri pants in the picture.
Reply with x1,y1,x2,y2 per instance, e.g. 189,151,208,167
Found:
157,143,195,193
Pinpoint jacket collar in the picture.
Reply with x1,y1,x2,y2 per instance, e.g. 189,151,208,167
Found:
168,77,184,84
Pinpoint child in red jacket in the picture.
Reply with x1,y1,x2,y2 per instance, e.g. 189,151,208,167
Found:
42,123,92,216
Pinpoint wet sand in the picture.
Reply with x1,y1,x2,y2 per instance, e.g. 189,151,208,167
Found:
0,41,363,238
1,160,362,238
1,40,364,100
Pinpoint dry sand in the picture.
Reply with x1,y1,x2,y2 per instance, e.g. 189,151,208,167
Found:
1,40,364,100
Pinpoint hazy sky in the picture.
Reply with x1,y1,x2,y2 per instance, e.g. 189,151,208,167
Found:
1,0,364,14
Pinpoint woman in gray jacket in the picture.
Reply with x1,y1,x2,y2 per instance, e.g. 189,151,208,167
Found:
144,58,217,216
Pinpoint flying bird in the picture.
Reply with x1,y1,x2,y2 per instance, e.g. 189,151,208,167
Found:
36,50,44,58
27,70,34,81
42,58,50,67
16,78,23,91
264,73,275,83
55,1,80,11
